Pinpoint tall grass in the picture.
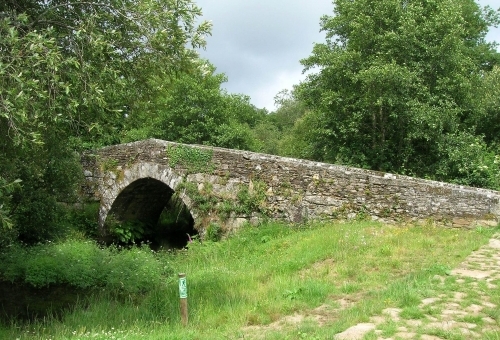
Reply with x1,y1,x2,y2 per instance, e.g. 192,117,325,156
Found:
0,240,171,293
1,220,496,339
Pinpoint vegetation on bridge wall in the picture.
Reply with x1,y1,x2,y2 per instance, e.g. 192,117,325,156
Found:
84,140,500,241
2,0,500,247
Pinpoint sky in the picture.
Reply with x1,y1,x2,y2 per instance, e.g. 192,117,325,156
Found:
195,0,500,112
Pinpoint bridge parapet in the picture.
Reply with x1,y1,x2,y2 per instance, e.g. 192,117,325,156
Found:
81,139,500,236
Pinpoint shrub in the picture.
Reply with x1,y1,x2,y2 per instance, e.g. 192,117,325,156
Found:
205,223,223,242
105,245,169,294
0,240,172,294
64,203,100,238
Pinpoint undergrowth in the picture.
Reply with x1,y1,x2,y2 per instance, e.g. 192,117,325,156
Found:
0,221,497,339
0,240,172,294
165,145,214,174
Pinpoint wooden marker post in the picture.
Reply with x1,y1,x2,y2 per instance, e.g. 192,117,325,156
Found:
178,273,188,326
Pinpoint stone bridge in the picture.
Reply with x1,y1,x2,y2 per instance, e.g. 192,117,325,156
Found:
81,139,500,238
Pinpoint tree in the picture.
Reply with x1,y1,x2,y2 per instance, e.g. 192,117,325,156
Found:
215,93,267,150
475,65,500,144
4,0,212,146
122,59,268,151
249,89,308,156
0,0,212,244
141,61,230,145
298,0,500,182
269,89,307,132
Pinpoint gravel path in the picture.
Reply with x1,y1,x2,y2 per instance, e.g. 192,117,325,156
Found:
335,234,500,339
242,233,500,339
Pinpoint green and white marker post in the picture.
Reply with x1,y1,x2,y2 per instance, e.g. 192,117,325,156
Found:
178,273,188,326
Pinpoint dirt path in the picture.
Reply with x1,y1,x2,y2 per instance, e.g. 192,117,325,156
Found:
335,233,500,339
242,233,500,339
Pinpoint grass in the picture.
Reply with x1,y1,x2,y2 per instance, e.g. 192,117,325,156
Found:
0,220,497,339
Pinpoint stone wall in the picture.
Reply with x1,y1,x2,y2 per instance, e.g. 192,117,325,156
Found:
81,139,500,234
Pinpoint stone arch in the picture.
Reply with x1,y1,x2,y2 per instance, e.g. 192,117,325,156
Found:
98,162,198,237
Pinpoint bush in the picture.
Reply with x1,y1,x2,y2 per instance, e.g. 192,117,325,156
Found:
0,243,28,282
436,132,500,190
13,190,62,244
0,240,172,295
105,245,170,294
64,203,100,238
205,223,223,242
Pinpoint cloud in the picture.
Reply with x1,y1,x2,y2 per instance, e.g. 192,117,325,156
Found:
195,0,500,111
483,0,500,45
249,69,307,111
196,0,332,110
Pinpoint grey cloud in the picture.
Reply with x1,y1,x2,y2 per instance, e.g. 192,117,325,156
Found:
195,0,500,110
195,0,332,109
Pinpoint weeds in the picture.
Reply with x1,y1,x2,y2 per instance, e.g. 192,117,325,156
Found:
0,240,171,293
165,145,214,174
177,178,268,226
1,221,497,339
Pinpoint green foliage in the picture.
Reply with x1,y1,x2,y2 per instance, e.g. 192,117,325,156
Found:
166,145,214,174
215,93,267,151
250,121,282,155
249,90,309,156
234,180,268,215
295,0,500,187
123,62,266,152
271,89,308,133
177,180,219,216
436,132,500,189
106,215,147,244
133,62,230,145
13,190,61,244
99,158,119,172
64,203,100,239
0,240,171,294
215,181,270,223
3,0,211,147
0,0,212,245
2,142,83,245
0,12,85,243
277,110,322,160
0,15,77,146
214,122,260,151
205,223,223,242
475,65,500,145
0,178,21,243
175,179,268,233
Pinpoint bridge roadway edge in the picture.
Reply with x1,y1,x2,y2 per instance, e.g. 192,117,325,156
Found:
80,139,500,236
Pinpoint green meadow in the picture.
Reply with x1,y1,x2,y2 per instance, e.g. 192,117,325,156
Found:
1,220,497,340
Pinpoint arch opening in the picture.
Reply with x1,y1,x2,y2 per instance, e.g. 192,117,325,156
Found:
104,178,197,249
